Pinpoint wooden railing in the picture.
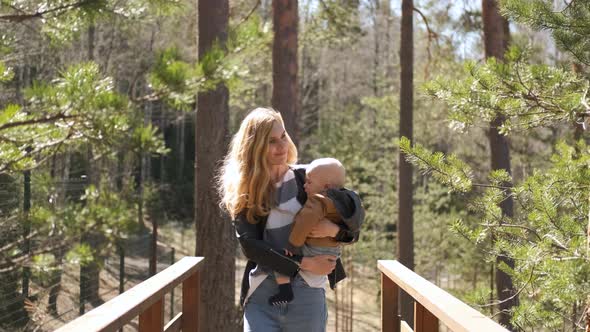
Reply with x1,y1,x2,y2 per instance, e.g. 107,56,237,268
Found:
56,256,204,332
379,260,509,332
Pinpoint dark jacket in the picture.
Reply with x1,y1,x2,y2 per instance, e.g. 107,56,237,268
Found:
234,166,364,307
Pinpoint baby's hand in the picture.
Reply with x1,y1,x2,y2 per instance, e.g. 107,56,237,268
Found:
283,249,293,256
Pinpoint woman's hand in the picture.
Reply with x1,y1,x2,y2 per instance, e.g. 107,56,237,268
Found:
300,255,337,275
308,219,339,238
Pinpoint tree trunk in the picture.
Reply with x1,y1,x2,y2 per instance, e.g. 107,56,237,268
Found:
48,250,64,316
372,0,381,96
272,0,300,146
482,1,518,329
196,1,235,331
398,0,415,326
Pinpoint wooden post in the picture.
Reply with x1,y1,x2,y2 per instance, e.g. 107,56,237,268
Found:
119,245,125,294
139,298,164,332
149,216,158,277
118,244,125,332
170,247,175,321
182,270,200,332
414,302,438,332
382,272,400,332
79,268,86,315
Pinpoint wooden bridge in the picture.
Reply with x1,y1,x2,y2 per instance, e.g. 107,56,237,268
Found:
56,257,508,332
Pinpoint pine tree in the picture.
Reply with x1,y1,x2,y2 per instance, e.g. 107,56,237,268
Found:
400,1,590,329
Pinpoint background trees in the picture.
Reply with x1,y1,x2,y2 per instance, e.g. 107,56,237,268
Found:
1,0,589,331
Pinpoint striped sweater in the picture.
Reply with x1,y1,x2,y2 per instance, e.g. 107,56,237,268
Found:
245,168,327,302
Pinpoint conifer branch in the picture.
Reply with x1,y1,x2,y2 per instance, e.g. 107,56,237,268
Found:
0,113,77,132
0,0,96,22
232,0,260,31
477,264,535,308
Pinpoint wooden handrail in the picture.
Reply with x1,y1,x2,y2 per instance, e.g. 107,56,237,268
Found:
378,260,509,332
56,256,204,332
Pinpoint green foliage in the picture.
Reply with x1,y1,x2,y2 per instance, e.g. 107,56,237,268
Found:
131,124,169,155
500,0,590,65
399,136,473,192
0,1,183,329
403,134,590,329
304,98,398,264
1,0,183,43
418,4,590,326
29,184,140,262
150,47,201,91
65,243,94,266
0,62,164,172
148,15,270,111
424,46,589,134
74,185,140,240
30,253,58,286
0,62,13,82
301,0,364,47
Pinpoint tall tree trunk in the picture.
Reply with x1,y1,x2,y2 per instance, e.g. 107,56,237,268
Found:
196,1,235,331
398,0,414,326
382,0,393,79
272,0,300,146
372,0,381,96
482,1,518,329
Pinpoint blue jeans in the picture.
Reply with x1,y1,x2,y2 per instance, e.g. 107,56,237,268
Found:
244,274,327,332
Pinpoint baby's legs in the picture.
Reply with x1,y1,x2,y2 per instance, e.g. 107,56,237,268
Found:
269,272,294,306
276,274,290,285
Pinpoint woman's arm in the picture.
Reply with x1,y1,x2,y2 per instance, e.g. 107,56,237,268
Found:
233,212,301,277
234,211,338,276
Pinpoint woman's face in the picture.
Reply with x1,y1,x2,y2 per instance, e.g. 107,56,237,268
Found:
266,121,288,166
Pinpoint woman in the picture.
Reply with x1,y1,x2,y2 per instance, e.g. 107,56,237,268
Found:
218,108,363,331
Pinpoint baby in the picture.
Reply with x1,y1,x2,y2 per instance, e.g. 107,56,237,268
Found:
270,158,348,306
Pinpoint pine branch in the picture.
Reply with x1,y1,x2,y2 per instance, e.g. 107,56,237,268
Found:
0,230,40,254
0,0,96,22
480,222,542,241
412,6,438,78
0,113,77,132
477,264,535,308
232,0,261,32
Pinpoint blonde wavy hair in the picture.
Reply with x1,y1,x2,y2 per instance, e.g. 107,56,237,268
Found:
218,108,298,223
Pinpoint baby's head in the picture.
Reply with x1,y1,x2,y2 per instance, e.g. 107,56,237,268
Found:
304,158,346,195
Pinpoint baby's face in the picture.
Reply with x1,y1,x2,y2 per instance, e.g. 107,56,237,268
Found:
304,168,328,195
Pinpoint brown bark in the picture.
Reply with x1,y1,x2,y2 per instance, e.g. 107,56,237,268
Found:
196,1,236,331
398,0,415,327
272,0,300,146
373,0,381,96
482,1,518,330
